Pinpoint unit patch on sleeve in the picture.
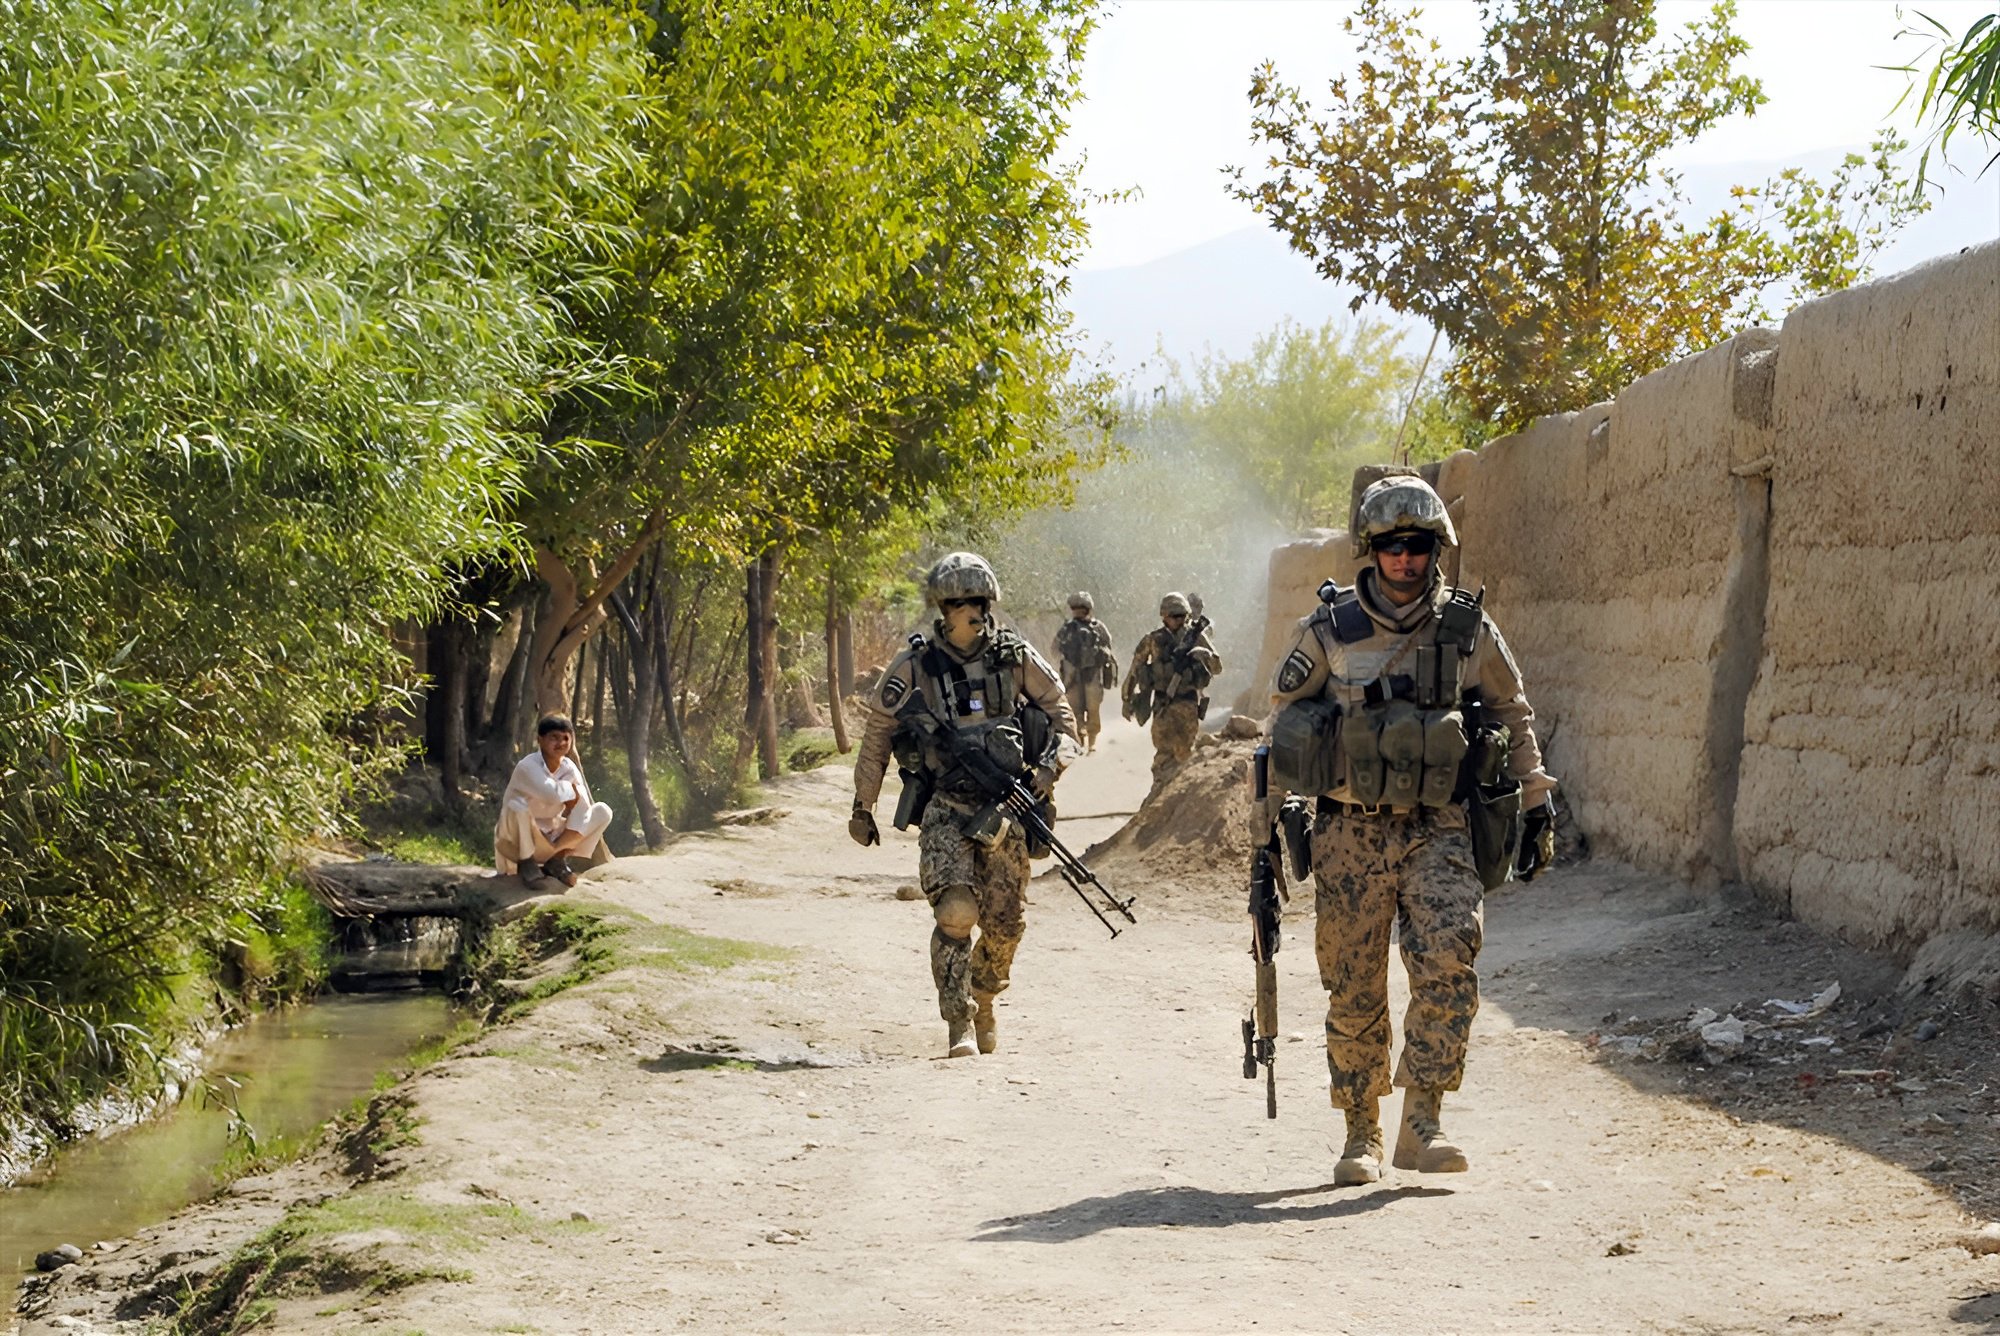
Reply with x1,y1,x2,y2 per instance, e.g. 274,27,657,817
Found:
1276,648,1315,694
880,674,909,709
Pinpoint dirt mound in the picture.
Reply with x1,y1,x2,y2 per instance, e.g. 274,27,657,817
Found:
1082,735,1257,912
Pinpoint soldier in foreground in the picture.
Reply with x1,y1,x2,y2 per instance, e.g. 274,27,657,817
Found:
849,553,1079,1058
1051,590,1116,752
1123,592,1220,786
1259,475,1556,1184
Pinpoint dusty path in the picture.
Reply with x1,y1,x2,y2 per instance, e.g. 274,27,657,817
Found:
18,716,2000,1333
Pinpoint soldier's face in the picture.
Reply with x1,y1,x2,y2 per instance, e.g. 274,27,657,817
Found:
939,598,988,643
1375,548,1432,596
1069,607,1089,620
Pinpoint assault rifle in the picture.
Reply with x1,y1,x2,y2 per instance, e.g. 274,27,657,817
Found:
1243,744,1291,1119
896,699,1137,938
1158,613,1213,705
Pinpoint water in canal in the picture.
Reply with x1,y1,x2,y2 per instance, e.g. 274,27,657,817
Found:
1,989,453,1288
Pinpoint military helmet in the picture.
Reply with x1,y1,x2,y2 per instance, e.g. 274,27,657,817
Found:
924,551,1000,607
1352,474,1457,557
1159,591,1191,617
1067,590,1093,612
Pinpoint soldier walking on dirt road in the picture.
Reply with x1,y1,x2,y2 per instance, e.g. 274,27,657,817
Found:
848,553,1079,1058
1123,592,1221,787
1260,475,1557,1185
1051,590,1116,753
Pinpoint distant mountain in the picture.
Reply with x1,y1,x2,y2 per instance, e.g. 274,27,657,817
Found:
1066,148,1996,379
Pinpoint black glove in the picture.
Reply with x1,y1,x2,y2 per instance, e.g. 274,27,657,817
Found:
1517,800,1556,881
848,807,880,847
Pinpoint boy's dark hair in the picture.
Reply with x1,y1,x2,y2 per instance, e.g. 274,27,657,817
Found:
537,713,575,737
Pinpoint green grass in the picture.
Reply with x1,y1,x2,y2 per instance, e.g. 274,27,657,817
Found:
171,1188,548,1334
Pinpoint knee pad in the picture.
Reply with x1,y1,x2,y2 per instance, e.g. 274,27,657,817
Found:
933,885,978,938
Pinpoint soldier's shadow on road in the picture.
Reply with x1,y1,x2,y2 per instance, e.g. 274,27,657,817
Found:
972,1182,1452,1243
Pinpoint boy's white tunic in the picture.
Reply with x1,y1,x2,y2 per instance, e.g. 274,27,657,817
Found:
492,752,614,875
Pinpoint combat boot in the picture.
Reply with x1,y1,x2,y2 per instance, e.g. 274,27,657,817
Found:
1333,1098,1385,1186
1393,1086,1469,1172
946,1018,977,1059
973,993,998,1054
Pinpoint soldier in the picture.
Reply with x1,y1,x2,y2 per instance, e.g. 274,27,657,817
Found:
1123,592,1221,786
849,553,1079,1058
1050,591,1116,752
1260,475,1556,1185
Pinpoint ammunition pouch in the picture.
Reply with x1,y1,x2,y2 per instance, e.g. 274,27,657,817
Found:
1099,656,1118,690
1269,696,1342,797
1346,700,1470,812
1420,708,1469,808
1342,701,1387,806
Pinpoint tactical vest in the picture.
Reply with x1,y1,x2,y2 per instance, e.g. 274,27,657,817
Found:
1139,620,1211,701
890,629,1046,803
1305,583,1484,810
1055,619,1106,673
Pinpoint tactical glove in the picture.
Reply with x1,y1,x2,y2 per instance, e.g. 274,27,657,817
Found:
1030,765,1057,800
1516,800,1555,881
848,806,880,847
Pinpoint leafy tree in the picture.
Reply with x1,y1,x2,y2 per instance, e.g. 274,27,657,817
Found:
510,0,1109,743
1891,9,2000,189
0,0,646,1122
1232,0,1929,433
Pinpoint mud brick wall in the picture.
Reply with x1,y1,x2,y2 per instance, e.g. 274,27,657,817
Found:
1247,240,1999,955
1731,243,2000,950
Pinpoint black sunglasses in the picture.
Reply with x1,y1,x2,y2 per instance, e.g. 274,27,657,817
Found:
940,597,989,611
1370,531,1437,557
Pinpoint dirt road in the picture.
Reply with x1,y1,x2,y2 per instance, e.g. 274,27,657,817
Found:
18,716,2000,1333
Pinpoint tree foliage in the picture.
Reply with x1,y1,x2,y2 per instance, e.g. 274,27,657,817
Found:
1891,8,2000,188
518,0,1110,712
0,0,648,1120
1232,0,1928,432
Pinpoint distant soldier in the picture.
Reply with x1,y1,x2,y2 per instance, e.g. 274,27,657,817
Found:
1050,591,1117,752
1259,475,1556,1186
849,553,1078,1058
1123,592,1221,786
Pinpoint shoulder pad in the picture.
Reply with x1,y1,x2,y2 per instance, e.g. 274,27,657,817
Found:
1436,586,1484,654
878,652,919,710
988,628,1030,666
1329,587,1374,644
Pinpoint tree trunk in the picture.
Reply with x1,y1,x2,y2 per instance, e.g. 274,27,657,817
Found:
610,590,670,851
480,600,537,773
756,545,782,778
826,573,849,754
836,609,854,696
529,547,610,717
424,616,472,814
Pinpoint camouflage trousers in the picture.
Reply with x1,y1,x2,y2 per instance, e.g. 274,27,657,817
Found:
1064,678,1106,750
1309,805,1482,1110
1149,697,1201,783
918,799,1030,1023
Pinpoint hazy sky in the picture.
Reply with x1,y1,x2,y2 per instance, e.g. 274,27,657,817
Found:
1069,0,2000,271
